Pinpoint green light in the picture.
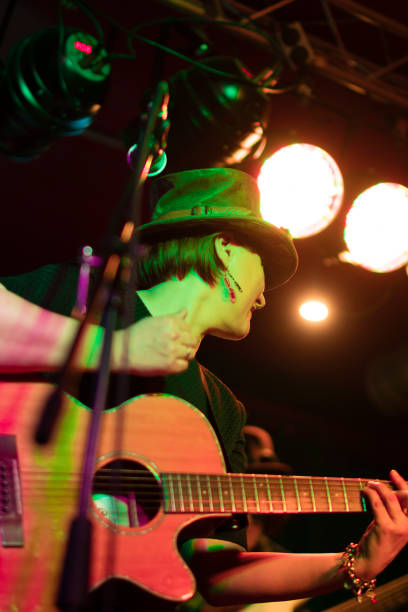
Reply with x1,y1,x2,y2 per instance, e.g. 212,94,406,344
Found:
222,84,241,101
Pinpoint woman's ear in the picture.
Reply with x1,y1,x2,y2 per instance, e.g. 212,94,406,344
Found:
214,235,233,266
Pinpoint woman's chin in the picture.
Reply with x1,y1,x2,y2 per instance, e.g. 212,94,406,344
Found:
211,323,250,341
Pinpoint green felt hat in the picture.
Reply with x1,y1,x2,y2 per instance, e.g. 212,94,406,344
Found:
139,168,298,289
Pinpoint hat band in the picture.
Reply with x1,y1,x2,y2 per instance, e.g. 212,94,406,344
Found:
152,205,256,222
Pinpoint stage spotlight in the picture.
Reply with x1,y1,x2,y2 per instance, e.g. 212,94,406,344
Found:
0,27,111,160
258,143,344,238
340,182,408,273
299,300,329,322
164,56,269,170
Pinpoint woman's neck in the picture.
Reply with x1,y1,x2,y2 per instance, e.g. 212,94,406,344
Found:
137,272,217,347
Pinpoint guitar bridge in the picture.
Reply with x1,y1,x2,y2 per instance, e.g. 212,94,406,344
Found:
0,435,23,547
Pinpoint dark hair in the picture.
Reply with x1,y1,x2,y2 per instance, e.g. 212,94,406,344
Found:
136,233,225,289
136,231,263,289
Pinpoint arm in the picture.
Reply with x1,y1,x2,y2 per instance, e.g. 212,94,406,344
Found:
184,542,346,604
183,470,408,606
0,285,197,375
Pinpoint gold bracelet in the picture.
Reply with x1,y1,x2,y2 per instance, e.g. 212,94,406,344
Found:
341,543,377,603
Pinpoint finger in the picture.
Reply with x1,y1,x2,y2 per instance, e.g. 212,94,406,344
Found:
395,490,408,511
366,481,402,521
388,470,408,513
167,316,193,340
172,356,190,373
173,308,188,320
178,345,196,361
363,486,391,525
390,469,408,490
164,320,192,342
179,338,197,352
173,325,197,349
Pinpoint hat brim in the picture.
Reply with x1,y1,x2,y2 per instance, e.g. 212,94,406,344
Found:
138,215,298,290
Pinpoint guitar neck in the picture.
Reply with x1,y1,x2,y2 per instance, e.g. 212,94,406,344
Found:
162,473,384,515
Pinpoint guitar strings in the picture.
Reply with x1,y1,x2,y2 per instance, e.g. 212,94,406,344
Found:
19,468,388,483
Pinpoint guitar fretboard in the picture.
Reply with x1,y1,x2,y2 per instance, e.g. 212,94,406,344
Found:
162,473,377,514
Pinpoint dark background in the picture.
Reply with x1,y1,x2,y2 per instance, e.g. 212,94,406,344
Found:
1,0,408,590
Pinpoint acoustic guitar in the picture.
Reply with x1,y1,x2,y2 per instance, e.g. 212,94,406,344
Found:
0,383,379,612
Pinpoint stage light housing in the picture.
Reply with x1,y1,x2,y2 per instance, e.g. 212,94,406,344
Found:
165,56,269,170
279,22,314,69
0,27,111,160
341,182,408,273
258,143,344,238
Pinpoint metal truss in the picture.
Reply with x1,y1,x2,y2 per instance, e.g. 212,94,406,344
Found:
156,0,408,112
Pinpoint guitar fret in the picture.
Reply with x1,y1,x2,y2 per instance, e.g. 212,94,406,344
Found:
229,477,236,512
186,474,194,512
279,477,287,512
240,476,248,512
266,477,284,512
168,474,176,512
242,476,258,513
199,475,211,512
177,474,185,512
329,478,358,511
284,477,301,512
325,477,333,512
196,474,203,512
294,478,301,512
217,475,225,512
297,477,313,512
230,477,245,512
327,480,347,511
281,477,298,512
207,475,214,512
162,476,169,511
265,477,273,512
359,479,367,512
187,474,197,512
253,476,270,513
253,476,261,512
309,478,316,512
219,476,234,512
341,478,349,512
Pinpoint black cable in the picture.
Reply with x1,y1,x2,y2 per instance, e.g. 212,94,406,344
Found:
0,0,17,51
68,0,104,46
58,2,287,90
67,1,282,54
125,32,284,91
128,15,281,53
57,0,69,97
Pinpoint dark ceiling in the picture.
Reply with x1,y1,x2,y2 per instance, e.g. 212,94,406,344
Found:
1,0,408,571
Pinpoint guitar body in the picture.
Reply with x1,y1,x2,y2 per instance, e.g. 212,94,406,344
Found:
0,383,227,612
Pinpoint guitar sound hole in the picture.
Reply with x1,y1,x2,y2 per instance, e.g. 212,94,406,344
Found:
92,459,161,528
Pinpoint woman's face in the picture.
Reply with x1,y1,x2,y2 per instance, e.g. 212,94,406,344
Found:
211,238,266,340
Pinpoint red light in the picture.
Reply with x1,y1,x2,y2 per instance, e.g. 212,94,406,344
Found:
240,65,253,79
74,40,92,55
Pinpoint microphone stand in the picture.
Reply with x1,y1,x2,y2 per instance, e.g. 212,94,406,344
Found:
52,80,170,612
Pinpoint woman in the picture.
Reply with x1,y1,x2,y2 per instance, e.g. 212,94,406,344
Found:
0,168,407,611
